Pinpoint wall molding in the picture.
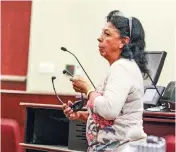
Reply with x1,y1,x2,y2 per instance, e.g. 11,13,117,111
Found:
0,75,27,82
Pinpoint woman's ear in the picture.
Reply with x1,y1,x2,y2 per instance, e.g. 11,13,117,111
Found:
119,42,124,49
120,37,130,48
123,37,130,45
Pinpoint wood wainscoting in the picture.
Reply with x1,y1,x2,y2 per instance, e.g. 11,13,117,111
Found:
1,90,77,143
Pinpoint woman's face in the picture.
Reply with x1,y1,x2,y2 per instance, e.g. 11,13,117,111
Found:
98,22,123,63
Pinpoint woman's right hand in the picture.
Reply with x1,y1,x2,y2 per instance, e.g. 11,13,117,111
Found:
62,100,80,120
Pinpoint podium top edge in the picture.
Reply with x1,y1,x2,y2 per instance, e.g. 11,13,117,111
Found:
19,102,63,110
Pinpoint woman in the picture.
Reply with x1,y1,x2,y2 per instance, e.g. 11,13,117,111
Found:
62,10,149,151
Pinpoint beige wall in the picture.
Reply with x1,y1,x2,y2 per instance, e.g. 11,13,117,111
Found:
27,0,176,94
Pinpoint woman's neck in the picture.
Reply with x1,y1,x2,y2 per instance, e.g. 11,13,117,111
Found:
109,54,121,65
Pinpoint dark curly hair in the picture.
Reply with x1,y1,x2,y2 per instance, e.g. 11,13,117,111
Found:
107,10,149,79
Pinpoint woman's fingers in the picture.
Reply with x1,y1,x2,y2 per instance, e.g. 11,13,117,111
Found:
65,109,75,120
70,76,80,82
69,76,89,94
72,84,84,93
64,106,72,114
73,87,81,92
69,113,76,120
68,100,73,106
62,100,80,120
62,103,72,117
63,100,77,119
62,103,67,110
67,101,74,114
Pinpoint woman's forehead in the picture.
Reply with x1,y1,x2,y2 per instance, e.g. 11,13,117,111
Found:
102,22,118,32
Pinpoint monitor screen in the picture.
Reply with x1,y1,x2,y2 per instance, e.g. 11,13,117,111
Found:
143,88,157,104
144,51,167,86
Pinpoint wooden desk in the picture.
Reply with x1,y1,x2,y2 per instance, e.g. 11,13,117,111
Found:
20,103,175,152
143,111,175,137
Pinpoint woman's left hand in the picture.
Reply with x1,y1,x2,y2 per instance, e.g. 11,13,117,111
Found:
70,76,92,94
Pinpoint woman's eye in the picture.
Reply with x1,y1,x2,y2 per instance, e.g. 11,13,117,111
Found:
105,32,110,36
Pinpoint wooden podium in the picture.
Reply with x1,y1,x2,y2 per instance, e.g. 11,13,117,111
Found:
19,102,175,152
19,103,87,152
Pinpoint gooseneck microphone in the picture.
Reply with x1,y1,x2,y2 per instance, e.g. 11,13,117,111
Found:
51,76,64,104
51,76,85,112
61,47,96,89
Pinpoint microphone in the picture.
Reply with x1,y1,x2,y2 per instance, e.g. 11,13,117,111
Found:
61,47,67,52
51,76,64,104
63,69,73,77
51,76,85,112
52,76,56,80
61,47,96,89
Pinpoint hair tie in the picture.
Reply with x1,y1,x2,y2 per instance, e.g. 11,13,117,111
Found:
128,17,133,39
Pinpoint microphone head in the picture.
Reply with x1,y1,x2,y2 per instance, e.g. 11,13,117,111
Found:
63,70,67,74
51,76,56,81
61,47,67,52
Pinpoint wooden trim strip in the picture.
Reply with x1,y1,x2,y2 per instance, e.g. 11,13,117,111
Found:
0,90,76,96
19,102,63,110
19,143,83,152
143,117,175,123
143,111,176,118
0,75,26,82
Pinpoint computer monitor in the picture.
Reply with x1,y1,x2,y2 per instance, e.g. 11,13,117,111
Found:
144,51,167,86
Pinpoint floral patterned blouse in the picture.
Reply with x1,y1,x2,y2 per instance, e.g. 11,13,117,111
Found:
86,58,147,151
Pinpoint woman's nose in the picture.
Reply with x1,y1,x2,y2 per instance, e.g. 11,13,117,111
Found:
97,36,103,42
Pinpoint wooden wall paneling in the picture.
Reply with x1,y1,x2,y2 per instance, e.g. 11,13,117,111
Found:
1,1,32,75
1,91,76,142
1,81,26,90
